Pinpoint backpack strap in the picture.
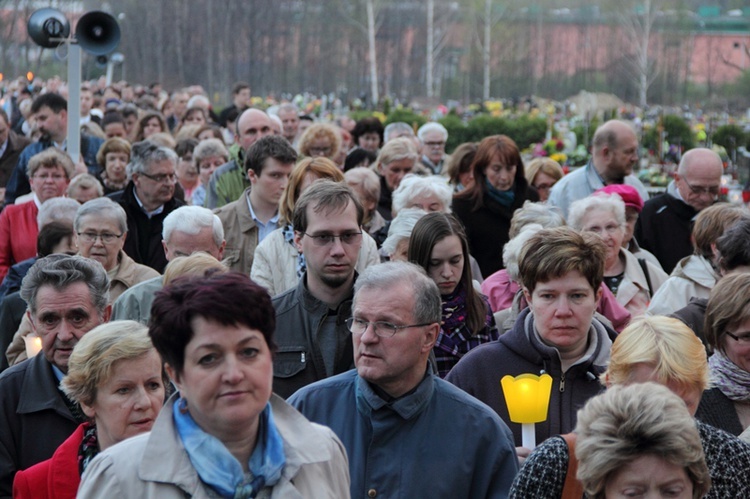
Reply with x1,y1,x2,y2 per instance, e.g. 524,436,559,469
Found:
638,258,653,297
560,433,584,499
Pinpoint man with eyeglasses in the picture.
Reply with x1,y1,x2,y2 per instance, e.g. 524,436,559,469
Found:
417,122,450,175
636,148,723,274
289,261,518,498
271,180,365,398
107,140,185,272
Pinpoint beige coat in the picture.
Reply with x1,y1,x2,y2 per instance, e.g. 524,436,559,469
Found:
615,248,669,318
213,188,258,275
251,226,380,297
77,394,350,499
5,251,158,366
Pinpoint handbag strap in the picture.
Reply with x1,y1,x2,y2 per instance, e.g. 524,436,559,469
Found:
560,433,584,499
638,258,654,296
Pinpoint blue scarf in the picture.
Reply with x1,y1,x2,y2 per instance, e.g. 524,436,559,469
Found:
484,179,515,207
173,398,286,498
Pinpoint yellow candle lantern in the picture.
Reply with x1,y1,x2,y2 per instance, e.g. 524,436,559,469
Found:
501,373,553,449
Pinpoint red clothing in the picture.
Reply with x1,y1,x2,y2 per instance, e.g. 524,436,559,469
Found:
12,423,83,499
0,201,38,283
481,268,631,332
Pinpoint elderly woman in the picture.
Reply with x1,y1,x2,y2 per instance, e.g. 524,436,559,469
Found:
569,193,667,317
13,321,166,498
648,204,748,316
696,273,750,436
95,137,131,195
576,383,711,499
375,137,419,221
251,157,380,296
0,149,73,282
448,227,617,454
381,207,427,262
191,138,229,208
298,123,342,163
67,173,103,204
344,166,386,242
452,135,539,277
408,213,498,377
392,173,452,215
133,111,169,142
445,142,477,193
511,315,750,498
525,157,563,203
77,273,350,497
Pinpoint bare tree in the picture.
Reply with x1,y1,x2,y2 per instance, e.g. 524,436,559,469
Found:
618,0,661,108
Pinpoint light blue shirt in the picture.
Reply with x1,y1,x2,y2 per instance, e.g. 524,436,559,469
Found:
247,194,280,243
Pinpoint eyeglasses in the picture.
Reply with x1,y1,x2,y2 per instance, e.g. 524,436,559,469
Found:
345,317,434,338
77,232,124,244
308,146,332,156
302,232,363,246
32,173,66,181
139,172,177,183
424,141,446,148
725,331,750,344
682,178,719,196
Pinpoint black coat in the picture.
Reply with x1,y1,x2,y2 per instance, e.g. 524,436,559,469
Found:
108,182,185,273
635,192,697,274
0,354,80,497
452,184,538,278
696,387,744,437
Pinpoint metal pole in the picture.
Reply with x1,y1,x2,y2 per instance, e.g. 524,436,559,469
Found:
66,43,81,164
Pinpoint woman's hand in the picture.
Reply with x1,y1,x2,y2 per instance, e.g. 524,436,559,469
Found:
516,445,532,466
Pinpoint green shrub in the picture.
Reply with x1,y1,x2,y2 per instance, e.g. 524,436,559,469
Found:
643,115,695,152
711,124,746,157
438,114,468,153
384,109,427,129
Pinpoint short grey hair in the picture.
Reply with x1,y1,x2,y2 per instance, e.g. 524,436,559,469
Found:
162,205,224,247
417,122,448,142
126,140,178,177
38,197,80,227
187,94,210,110
74,197,128,235
277,103,299,115
354,261,441,324
504,224,543,282
67,173,104,198
344,167,381,205
384,122,415,143
20,254,110,315
391,174,452,215
568,193,626,231
193,138,229,165
509,201,566,238
377,137,418,167
381,208,427,256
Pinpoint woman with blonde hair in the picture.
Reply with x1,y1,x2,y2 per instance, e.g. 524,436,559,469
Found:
525,157,563,202
374,137,419,220
511,315,750,498
298,123,342,163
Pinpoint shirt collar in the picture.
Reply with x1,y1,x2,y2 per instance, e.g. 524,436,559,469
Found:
355,367,434,420
246,194,280,226
133,189,165,218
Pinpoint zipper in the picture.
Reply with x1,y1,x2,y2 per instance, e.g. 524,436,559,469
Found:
559,372,566,392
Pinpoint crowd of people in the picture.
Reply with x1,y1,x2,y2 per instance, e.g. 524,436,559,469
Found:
0,75,749,498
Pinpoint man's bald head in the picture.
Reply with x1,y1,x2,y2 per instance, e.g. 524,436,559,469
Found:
592,120,639,184
675,148,723,212
236,108,273,151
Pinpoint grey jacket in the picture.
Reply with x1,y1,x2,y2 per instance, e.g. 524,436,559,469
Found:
272,274,355,399
78,394,350,498
110,276,163,324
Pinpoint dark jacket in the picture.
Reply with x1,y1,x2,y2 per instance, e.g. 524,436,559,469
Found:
446,308,615,446
0,131,30,191
0,354,80,498
0,292,27,373
108,182,185,273
670,296,709,352
376,175,393,222
452,183,538,278
5,134,104,204
696,388,744,437
271,274,355,399
635,192,697,274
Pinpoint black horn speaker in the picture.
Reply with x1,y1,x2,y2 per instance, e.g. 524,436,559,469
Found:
27,8,70,48
75,11,120,55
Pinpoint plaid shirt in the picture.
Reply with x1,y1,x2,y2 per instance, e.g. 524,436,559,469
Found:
434,313,498,378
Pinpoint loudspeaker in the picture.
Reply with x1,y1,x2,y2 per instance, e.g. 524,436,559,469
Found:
75,11,120,55
27,8,70,48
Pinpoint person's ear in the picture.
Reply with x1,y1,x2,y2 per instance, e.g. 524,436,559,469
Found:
522,287,532,305
293,231,304,253
165,363,182,390
594,286,603,308
80,400,96,419
422,323,439,352
102,304,112,323
247,169,257,185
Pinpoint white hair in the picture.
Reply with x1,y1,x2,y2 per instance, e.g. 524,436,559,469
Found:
391,174,452,215
417,122,448,141
38,197,81,227
381,207,427,256
162,205,224,246
503,224,543,282
568,193,626,231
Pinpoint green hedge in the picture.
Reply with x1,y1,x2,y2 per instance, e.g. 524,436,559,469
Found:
711,124,746,157
642,115,695,152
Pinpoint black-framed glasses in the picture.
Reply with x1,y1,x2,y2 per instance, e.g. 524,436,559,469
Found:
345,317,434,338
308,146,333,156
139,171,177,183
682,178,719,196
302,232,362,247
77,232,124,244
725,331,750,344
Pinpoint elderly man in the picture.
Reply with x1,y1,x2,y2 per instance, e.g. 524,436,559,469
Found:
418,122,450,175
0,255,110,496
108,141,185,272
277,103,300,145
204,108,274,209
635,148,723,273
110,205,225,324
549,120,648,218
273,181,364,398
214,136,297,275
289,261,519,498
5,93,104,205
